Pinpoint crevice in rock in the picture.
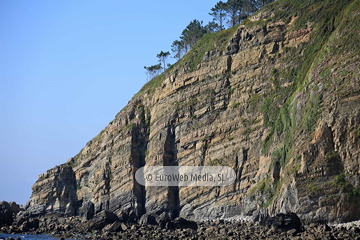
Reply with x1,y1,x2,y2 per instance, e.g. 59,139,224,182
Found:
200,140,208,166
129,104,149,218
234,148,248,191
163,124,180,218
227,55,232,73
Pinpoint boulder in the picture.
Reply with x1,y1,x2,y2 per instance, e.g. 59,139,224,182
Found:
118,211,129,222
0,201,23,227
0,202,13,227
262,212,302,233
87,211,118,230
139,213,157,226
172,217,198,230
102,221,127,232
128,210,137,223
19,218,39,232
156,212,171,229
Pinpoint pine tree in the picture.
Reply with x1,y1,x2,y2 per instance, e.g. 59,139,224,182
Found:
180,20,207,50
171,40,186,60
144,64,162,81
209,1,227,31
156,51,170,71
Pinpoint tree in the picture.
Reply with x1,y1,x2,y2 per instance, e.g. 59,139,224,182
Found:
144,63,162,81
156,51,170,71
223,0,258,27
241,0,257,21
180,19,207,51
255,0,274,8
225,0,243,27
171,39,186,60
209,1,227,31
205,21,220,33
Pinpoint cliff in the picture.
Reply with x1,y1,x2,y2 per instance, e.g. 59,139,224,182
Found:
26,0,360,224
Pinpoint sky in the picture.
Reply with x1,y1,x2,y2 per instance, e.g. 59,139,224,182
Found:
0,0,219,205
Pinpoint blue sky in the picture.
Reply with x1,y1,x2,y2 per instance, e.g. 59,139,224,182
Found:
0,0,219,205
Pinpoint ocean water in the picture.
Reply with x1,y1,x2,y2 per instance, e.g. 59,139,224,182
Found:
0,233,86,240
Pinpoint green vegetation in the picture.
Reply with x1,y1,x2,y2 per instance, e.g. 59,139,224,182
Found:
157,51,171,71
68,151,82,168
307,182,320,194
248,177,271,196
258,0,355,170
143,64,162,81
247,94,262,106
231,102,240,109
209,158,225,166
331,173,360,196
301,94,322,132
209,0,266,30
242,125,261,136
178,26,239,72
355,127,360,143
124,123,136,131
325,150,340,162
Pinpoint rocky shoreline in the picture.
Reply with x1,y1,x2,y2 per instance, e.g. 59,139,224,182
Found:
1,202,360,240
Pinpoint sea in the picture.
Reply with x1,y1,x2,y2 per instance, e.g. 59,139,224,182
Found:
0,234,87,240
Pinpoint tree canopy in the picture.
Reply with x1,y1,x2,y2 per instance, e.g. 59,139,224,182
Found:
144,64,162,81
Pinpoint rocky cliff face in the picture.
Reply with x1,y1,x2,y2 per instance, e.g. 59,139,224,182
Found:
27,0,360,224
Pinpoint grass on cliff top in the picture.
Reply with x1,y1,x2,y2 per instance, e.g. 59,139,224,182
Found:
137,26,238,96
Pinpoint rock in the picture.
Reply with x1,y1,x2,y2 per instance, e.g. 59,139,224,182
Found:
79,201,95,220
120,222,128,231
88,211,118,230
0,201,23,227
19,218,40,231
263,212,302,233
102,221,127,232
139,213,158,225
0,201,14,227
128,210,137,223
172,217,198,230
26,165,78,217
156,212,173,229
118,211,129,222
317,223,331,232
14,211,32,227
